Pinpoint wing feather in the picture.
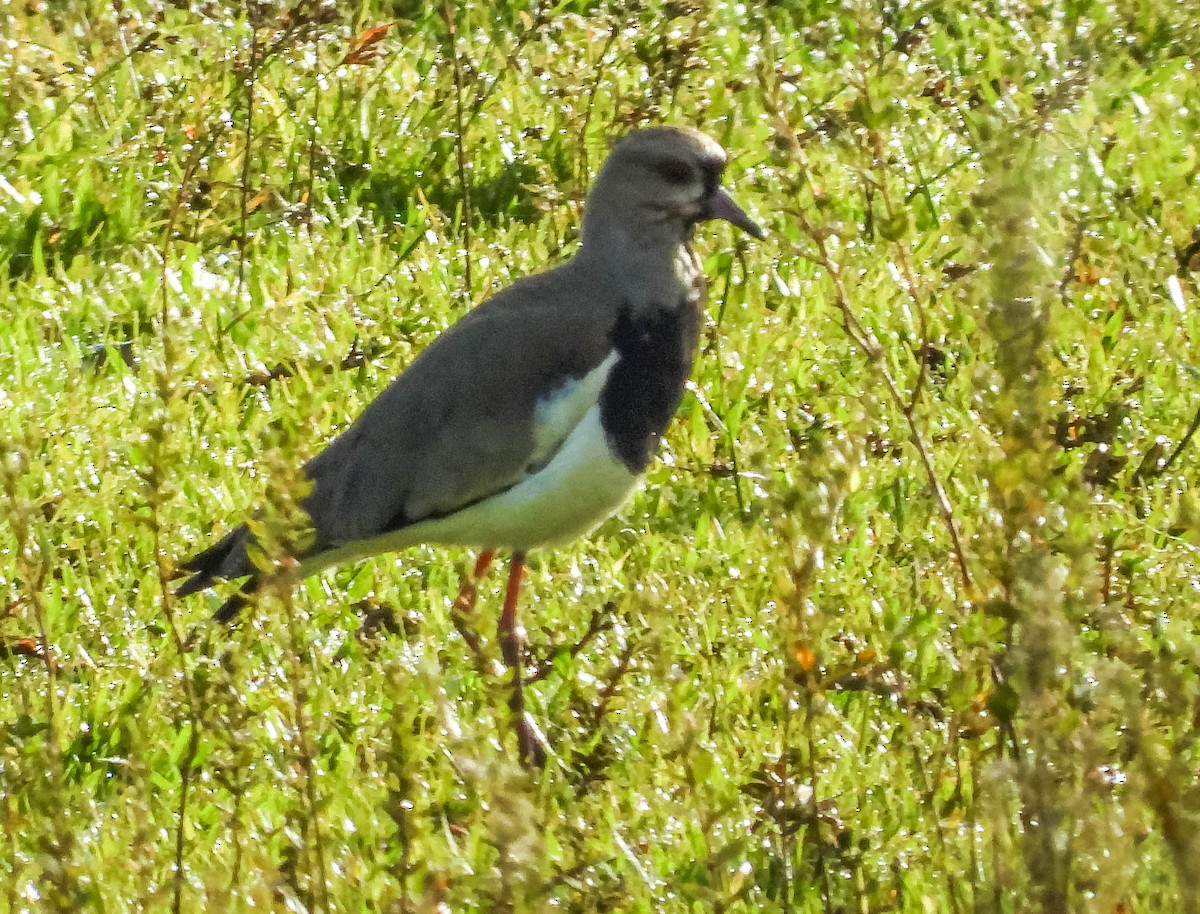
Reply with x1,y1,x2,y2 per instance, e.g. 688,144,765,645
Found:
177,262,617,595
300,271,614,553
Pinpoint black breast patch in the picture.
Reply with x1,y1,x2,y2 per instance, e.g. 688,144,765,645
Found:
599,301,701,473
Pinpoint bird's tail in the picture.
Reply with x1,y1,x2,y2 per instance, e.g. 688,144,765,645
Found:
212,578,260,623
174,525,244,595
174,525,259,621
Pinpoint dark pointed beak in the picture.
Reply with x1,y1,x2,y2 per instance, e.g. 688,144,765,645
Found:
704,187,765,239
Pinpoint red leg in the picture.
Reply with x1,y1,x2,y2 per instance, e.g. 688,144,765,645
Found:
499,552,524,668
451,549,495,658
452,548,496,613
472,549,497,580
499,552,547,767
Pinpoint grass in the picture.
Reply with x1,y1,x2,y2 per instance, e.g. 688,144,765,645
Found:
2,0,1200,910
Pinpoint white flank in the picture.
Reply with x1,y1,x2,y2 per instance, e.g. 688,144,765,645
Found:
301,356,639,574
395,405,640,551
529,351,619,469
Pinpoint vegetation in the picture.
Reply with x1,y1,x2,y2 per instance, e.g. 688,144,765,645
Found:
2,0,1199,910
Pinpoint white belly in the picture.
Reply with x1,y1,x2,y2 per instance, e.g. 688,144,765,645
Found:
305,405,641,573
409,405,641,550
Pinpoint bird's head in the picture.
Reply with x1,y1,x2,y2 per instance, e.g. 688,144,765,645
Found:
585,126,765,245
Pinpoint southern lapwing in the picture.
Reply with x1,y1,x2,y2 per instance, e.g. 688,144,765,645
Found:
176,125,764,763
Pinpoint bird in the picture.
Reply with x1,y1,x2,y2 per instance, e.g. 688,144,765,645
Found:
175,125,764,763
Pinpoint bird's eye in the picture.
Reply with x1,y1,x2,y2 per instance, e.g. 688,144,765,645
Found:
653,160,693,185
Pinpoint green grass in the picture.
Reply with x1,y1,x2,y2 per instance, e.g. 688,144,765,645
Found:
3,0,1200,911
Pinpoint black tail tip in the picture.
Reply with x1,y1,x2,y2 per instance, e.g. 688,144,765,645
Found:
173,572,213,600
212,579,260,624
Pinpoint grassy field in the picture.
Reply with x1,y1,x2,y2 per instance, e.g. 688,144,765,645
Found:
3,0,1200,910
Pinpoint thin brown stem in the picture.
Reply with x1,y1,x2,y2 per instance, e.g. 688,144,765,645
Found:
780,120,973,593
588,640,636,728
827,253,971,591
779,691,794,914
444,1,472,300
303,21,322,235
1058,215,1089,307
0,35,153,171
528,602,615,684
156,130,209,914
577,23,618,191
277,580,331,913
862,125,930,419
0,472,57,739
235,22,260,309
801,688,833,911
1156,404,1200,478
907,733,965,914
702,250,750,515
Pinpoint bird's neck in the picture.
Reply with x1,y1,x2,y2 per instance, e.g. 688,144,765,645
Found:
575,218,704,315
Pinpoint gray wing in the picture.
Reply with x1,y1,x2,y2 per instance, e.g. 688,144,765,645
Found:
176,264,615,598
300,270,614,551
